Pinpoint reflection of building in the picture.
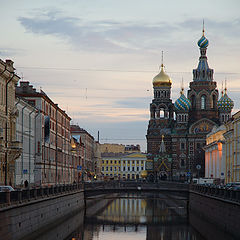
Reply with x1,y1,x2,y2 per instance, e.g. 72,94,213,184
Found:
204,125,226,183
146,27,234,180
16,81,72,185
224,111,240,183
101,153,146,179
0,59,22,186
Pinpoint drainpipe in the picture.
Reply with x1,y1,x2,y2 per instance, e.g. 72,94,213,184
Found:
28,109,35,186
5,72,15,185
21,105,27,180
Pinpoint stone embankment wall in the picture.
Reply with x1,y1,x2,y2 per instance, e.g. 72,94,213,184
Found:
0,190,84,240
189,191,240,239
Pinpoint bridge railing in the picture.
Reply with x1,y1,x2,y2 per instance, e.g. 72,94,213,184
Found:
84,180,189,191
190,184,240,203
0,183,83,207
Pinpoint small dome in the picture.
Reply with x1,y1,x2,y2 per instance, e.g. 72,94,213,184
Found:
174,91,191,111
198,34,209,48
153,64,172,87
217,93,234,112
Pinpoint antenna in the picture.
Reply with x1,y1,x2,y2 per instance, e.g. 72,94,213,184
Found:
225,78,227,93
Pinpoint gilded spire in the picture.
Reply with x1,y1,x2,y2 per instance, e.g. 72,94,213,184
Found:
221,81,224,96
161,50,164,68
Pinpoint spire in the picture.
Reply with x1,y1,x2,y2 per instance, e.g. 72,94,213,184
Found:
224,78,227,94
159,135,166,153
180,77,184,95
161,50,164,68
202,19,205,36
221,81,224,96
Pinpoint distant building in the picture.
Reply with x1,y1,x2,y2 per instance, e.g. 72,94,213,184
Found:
0,59,21,186
125,144,141,153
71,125,95,179
100,143,125,154
16,81,72,186
204,125,226,183
101,152,146,180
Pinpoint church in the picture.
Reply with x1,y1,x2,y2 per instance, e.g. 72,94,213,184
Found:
146,27,234,181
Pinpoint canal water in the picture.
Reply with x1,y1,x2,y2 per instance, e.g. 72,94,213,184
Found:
33,193,236,240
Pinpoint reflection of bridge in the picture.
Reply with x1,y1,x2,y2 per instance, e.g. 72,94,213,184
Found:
84,181,189,199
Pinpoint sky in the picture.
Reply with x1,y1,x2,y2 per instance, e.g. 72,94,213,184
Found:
1,0,240,151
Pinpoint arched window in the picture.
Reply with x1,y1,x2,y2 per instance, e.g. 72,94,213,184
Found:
201,95,206,110
191,95,196,109
212,95,216,109
160,109,164,118
181,159,185,167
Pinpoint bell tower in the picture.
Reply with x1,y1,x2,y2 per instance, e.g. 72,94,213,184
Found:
188,24,219,123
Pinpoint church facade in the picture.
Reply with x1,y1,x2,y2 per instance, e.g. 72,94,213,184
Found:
146,28,234,181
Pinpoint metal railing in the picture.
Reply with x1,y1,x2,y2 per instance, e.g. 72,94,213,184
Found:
0,183,83,207
190,184,240,203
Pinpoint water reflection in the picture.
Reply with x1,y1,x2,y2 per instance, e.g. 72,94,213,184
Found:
69,193,204,240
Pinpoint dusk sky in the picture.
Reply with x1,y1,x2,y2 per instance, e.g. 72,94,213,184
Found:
1,0,240,151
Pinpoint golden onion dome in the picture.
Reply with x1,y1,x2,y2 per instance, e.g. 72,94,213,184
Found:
140,170,148,178
153,64,172,87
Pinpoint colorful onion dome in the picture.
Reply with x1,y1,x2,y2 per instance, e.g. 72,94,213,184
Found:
153,64,172,87
198,34,209,48
174,89,191,111
217,91,234,112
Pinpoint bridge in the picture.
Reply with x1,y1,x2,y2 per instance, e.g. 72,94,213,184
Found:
84,180,189,199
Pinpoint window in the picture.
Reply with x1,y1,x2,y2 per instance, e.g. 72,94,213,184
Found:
114,167,117,171
201,95,206,110
102,160,104,164
110,160,113,164
123,161,126,164
123,167,126,171
181,143,185,150
160,109,164,118
106,167,108,171
191,95,196,109
181,159,185,167
137,161,139,164
110,167,112,171
128,167,130,171
128,161,130,164
137,167,139,171
132,167,135,171
115,161,117,164
119,161,121,164
197,143,201,149
102,167,104,171
106,160,108,164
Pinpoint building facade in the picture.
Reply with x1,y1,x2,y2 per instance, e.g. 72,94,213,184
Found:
16,81,72,186
224,111,240,183
15,97,38,187
146,28,234,181
204,125,226,183
0,59,21,186
101,152,146,180
71,125,95,179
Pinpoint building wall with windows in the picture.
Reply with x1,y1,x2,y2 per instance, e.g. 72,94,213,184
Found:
0,59,21,186
101,153,146,180
16,81,71,186
224,111,240,183
15,98,38,187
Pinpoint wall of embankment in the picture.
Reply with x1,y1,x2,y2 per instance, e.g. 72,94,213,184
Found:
0,189,116,240
189,191,240,239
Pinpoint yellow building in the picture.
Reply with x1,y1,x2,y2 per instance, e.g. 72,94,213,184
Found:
101,152,146,180
0,59,21,185
100,143,125,153
224,111,240,183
